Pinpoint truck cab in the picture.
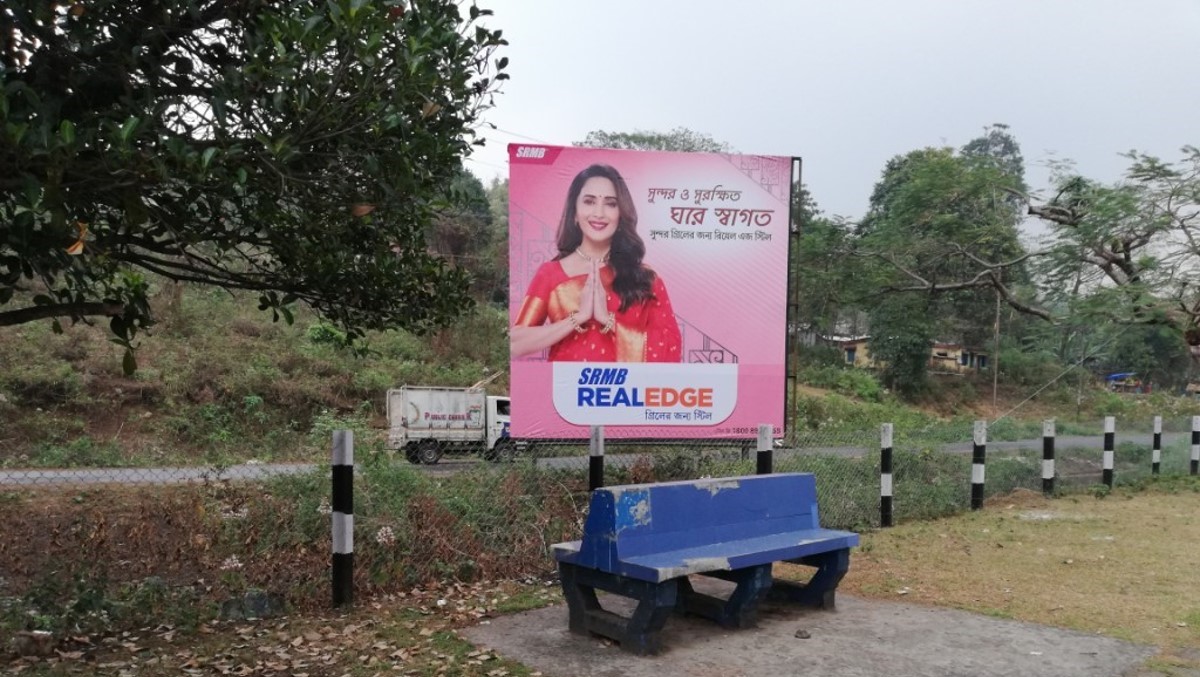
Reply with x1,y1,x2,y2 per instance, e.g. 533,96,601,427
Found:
486,396,513,458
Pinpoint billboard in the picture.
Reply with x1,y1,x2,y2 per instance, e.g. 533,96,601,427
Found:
508,144,792,439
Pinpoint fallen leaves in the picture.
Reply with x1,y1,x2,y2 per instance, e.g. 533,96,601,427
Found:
4,578,559,676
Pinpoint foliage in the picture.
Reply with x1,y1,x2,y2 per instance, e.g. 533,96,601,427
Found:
798,364,884,402
576,126,731,152
996,339,1064,387
867,295,936,395
1,0,509,370
792,215,858,334
1032,147,1200,337
854,126,1032,393
0,281,510,467
1096,324,1193,389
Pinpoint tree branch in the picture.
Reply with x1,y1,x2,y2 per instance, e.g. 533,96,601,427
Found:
0,302,125,327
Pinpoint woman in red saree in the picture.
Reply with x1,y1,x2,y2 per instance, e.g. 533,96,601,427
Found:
511,164,682,363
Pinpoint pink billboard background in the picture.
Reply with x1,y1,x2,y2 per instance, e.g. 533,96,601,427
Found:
508,144,792,439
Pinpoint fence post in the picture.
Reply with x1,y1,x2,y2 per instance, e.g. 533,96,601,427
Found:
1042,419,1055,497
971,420,986,510
756,424,773,475
589,425,605,492
332,430,354,608
880,423,894,527
1191,416,1200,476
1152,416,1162,476
1103,416,1115,488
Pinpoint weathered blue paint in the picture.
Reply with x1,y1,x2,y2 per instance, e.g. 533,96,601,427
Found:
554,473,857,584
553,473,859,654
614,488,652,530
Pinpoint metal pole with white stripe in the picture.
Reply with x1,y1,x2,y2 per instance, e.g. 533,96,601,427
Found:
971,420,986,511
756,424,773,475
588,425,605,492
880,423,894,527
332,430,354,608
1191,416,1200,476
1042,419,1055,497
1152,416,1162,476
1102,416,1115,488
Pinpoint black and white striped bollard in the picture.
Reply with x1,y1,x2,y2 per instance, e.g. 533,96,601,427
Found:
1102,416,1115,488
1042,419,1055,497
880,423,894,527
1191,416,1200,476
1152,416,1162,476
756,424,773,475
971,420,986,510
588,425,605,492
332,430,354,608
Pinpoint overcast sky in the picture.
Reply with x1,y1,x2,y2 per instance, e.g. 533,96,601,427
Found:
464,0,1199,237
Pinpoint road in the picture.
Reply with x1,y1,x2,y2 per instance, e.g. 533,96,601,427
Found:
0,432,1192,487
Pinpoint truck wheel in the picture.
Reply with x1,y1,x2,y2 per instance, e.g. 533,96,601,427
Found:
417,439,443,465
404,444,421,464
491,439,517,463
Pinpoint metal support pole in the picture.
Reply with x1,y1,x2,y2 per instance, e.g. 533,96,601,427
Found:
332,430,354,608
589,426,605,491
971,421,986,510
1102,416,1115,488
756,424,773,475
1042,419,1055,497
1191,416,1200,476
1152,416,1161,476
880,423,894,527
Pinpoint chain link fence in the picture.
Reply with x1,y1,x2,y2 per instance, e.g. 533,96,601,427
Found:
2,416,1198,635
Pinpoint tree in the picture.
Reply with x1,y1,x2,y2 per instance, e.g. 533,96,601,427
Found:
481,177,510,305
1030,147,1200,342
1,0,508,369
789,187,860,335
576,127,731,153
867,294,937,394
857,128,1032,389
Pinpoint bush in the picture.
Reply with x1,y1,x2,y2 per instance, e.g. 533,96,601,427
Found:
798,365,884,402
998,345,1064,387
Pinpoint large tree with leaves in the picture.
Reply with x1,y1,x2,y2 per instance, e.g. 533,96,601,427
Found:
1,0,507,368
857,126,1031,390
1030,148,1200,346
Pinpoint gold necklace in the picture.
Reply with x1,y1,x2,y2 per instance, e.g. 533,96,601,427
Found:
576,248,609,263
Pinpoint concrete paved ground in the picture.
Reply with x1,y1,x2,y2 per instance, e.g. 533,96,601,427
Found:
461,589,1157,677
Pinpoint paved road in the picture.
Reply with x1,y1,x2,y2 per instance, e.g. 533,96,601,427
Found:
1,432,1192,487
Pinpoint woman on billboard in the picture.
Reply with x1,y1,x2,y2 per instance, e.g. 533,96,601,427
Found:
510,164,682,362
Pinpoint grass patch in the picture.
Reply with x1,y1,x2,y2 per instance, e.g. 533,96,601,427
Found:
841,480,1200,648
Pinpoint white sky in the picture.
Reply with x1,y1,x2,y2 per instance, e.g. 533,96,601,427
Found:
464,0,1200,236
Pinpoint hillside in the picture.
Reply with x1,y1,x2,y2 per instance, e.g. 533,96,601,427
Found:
2,284,1199,469
0,285,509,468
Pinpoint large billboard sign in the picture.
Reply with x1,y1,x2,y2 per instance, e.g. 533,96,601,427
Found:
508,144,792,439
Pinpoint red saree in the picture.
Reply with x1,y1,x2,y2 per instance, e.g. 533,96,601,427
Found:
515,261,682,362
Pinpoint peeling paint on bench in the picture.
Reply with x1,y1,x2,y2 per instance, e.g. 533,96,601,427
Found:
615,489,652,529
697,478,740,496
552,473,860,654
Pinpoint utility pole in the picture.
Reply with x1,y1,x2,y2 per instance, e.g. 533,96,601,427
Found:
992,285,1001,416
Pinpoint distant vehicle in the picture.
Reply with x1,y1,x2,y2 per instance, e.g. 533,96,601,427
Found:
385,386,512,464
1106,372,1147,394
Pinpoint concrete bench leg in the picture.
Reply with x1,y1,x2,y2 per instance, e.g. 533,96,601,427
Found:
558,562,679,655
773,548,851,609
677,564,773,628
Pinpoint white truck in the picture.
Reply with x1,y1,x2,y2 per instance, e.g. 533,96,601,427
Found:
385,386,512,464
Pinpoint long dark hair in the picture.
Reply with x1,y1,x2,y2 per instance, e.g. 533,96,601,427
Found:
553,164,655,312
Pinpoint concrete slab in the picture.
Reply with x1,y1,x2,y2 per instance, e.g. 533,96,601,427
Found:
460,591,1156,677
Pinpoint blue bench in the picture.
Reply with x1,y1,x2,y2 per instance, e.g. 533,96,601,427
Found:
552,472,859,654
